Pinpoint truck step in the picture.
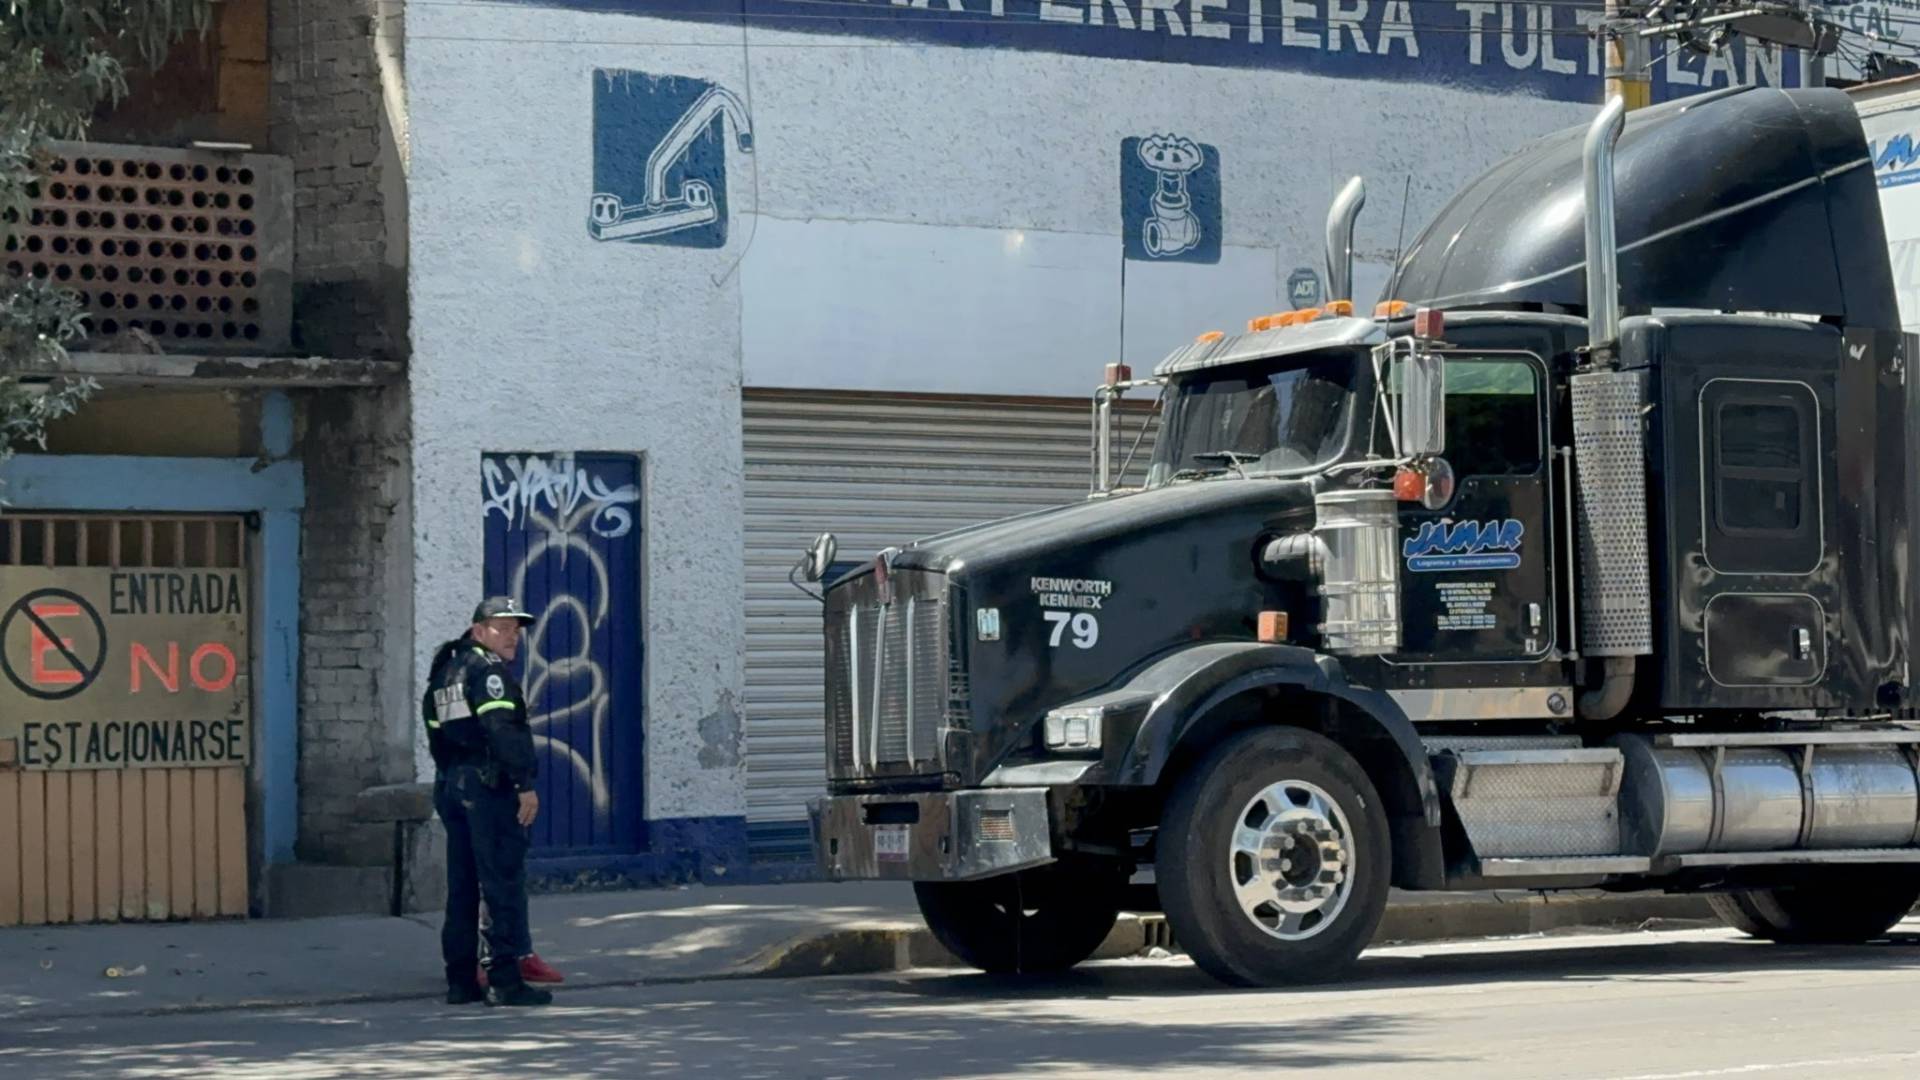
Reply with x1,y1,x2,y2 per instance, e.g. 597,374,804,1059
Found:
1478,856,1653,877
1437,748,1625,859
1424,735,1584,754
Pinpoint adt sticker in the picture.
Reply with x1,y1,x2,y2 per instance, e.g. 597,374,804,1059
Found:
1121,134,1221,265
1288,267,1323,309
1405,519,1525,572
589,69,755,248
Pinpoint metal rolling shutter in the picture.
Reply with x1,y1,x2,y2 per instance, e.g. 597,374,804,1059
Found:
742,389,1158,859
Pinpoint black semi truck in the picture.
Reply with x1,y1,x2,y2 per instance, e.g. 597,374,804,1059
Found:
799,84,1920,987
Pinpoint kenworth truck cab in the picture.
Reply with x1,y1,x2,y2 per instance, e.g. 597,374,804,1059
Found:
801,85,1920,987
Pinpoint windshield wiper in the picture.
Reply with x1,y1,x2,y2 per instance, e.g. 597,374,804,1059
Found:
1189,450,1259,479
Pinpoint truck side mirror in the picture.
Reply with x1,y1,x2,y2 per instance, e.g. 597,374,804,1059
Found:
1398,349,1446,459
799,532,838,583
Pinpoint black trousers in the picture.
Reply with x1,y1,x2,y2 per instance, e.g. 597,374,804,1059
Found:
435,764,532,987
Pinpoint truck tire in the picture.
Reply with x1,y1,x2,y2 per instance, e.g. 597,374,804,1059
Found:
1156,726,1390,987
1707,869,1920,944
912,857,1124,975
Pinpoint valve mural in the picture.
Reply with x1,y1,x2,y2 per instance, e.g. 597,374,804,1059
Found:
589,68,755,248
1121,133,1222,265
481,452,645,857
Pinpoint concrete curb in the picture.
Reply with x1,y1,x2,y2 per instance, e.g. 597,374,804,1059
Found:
11,892,1720,1022
742,891,1722,978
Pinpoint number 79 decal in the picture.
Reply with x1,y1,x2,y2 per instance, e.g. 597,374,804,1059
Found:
1044,611,1100,649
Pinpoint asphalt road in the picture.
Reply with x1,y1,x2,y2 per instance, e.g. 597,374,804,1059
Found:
7,923,1920,1079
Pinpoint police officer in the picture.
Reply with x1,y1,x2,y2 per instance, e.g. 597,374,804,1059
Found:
423,596,551,1007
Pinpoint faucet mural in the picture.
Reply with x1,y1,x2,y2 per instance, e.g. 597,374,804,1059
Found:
590,72,755,248
1120,132,1222,265
1138,134,1205,259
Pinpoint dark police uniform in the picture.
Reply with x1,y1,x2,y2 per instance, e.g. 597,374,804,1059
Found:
423,597,542,1005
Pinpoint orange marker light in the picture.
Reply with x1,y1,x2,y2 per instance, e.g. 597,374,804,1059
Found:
1394,467,1425,502
1248,316,1273,332
1297,307,1324,323
1258,611,1290,643
1197,330,1224,343
1324,300,1355,317
1375,300,1411,319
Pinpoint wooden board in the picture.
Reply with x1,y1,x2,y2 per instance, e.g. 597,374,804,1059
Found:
169,770,193,918
121,769,146,920
97,772,121,922
20,772,47,925
145,770,169,921
71,772,96,924
45,773,71,924
217,768,247,916
193,770,218,918
0,771,20,927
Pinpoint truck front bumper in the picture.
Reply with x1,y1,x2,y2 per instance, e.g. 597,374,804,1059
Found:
808,788,1055,882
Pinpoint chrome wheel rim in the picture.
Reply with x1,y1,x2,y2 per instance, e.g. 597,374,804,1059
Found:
1228,779,1355,941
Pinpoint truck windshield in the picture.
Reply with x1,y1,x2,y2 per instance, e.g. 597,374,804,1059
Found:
1146,352,1358,486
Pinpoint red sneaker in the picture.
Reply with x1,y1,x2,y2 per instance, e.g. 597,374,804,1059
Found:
519,953,565,984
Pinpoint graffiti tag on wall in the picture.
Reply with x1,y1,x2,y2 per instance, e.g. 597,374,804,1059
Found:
590,68,755,248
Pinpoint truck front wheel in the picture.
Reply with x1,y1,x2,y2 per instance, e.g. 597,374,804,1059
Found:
913,856,1125,975
1156,726,1391,987
1707,868,1920,944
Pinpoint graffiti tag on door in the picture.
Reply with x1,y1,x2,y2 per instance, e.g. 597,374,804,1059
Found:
481,452,644,854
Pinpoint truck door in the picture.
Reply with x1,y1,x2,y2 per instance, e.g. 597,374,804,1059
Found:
1391,351,1557,666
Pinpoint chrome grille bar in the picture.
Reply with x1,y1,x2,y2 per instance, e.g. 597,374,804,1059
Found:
823,568,953,781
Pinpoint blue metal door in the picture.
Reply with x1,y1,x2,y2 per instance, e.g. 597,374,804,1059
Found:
481,452,644,859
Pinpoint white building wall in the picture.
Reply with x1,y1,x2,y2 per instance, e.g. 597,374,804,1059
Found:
401,0,1790,850
405,14,753,825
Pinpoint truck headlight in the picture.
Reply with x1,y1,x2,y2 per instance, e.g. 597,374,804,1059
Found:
1043,707,1103,751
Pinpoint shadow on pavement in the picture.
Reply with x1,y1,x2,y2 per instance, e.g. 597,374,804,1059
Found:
8,931,1920,1078
0,981,1441,1078
886,928,1920,1002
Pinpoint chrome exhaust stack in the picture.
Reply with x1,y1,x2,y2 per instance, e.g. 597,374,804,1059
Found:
1582,96,1627,358
1570,96,1652,717
1324,176,1366,304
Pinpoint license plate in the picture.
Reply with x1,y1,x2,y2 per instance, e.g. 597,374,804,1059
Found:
874,824,910,862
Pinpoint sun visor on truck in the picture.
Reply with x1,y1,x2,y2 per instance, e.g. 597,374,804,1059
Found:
1385,87,1900,333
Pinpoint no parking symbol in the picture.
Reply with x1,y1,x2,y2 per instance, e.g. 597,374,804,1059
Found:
1,567,250,771
1,588,109,701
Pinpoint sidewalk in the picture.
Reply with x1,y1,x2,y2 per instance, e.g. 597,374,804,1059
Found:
0,882,1715,1023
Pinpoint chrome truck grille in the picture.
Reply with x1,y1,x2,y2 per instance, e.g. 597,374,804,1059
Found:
824,568,956,780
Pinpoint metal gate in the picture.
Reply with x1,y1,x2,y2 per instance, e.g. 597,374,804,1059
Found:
0,515,251,925
481,452,644,860
741,390,1159,859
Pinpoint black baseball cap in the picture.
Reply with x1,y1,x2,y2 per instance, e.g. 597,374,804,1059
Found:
472,595,537,624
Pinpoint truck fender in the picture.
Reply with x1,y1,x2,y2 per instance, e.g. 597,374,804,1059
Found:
1106,641,1440,828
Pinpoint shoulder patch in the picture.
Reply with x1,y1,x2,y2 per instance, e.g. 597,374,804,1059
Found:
485,673,506,700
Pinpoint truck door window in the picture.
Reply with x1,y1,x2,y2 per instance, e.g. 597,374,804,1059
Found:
1702,379,1819,574
1441,358,1542,476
